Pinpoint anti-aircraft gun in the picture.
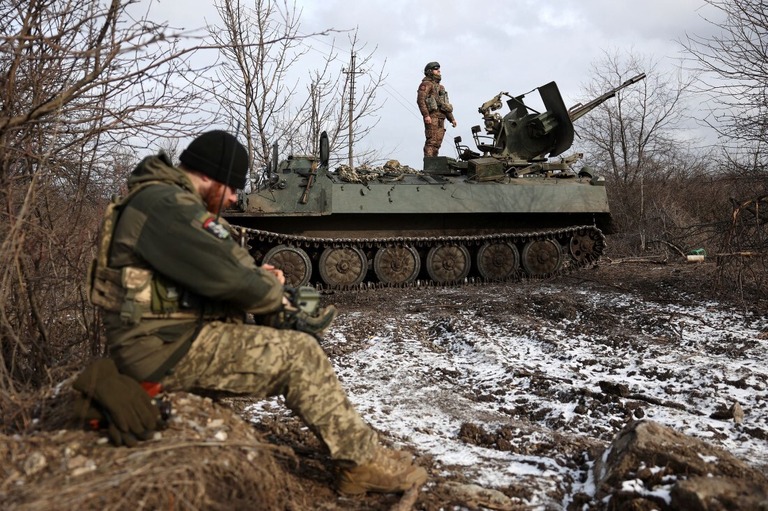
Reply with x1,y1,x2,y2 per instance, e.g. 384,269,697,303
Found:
226,74,646,289
454,73,646,179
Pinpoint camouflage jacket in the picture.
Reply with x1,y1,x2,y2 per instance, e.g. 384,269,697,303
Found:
416,76,455,122
101,154,283,381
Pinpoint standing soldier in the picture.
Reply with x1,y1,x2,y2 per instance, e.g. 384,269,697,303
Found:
417,61,457,158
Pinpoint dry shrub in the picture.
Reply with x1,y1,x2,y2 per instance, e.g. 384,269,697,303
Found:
713,194,768,304
715,256,768,304
605,176,732,259
1,391,311,511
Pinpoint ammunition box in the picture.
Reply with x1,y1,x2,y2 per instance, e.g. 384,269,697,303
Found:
423,156,462,176
467,158,505,181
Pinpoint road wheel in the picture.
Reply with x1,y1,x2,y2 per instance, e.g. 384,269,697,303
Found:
521,239,562,276
477,242,519,280
426,244,471,283
319,246,367,287
263,245,312,287
373,245,421,284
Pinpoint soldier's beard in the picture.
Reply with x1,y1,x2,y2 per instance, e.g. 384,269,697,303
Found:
203,182,233,215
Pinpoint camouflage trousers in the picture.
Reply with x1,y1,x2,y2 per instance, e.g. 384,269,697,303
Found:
161,321,379,464
423,116,446,157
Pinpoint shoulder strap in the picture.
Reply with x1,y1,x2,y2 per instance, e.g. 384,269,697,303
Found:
95,180,165,268
88,180,166,309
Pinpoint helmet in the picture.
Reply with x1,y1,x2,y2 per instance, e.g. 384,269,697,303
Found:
424,61,440,75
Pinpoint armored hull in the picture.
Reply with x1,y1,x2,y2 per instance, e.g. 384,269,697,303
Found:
226,157,611,288
225,76,646,288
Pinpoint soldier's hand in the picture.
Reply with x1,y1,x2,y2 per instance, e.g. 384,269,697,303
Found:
262,263,286,285
424,115,431,124
451,120,458,128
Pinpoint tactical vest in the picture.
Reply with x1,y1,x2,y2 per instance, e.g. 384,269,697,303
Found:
424,81,453,115
87,179,225,326
437,86,453,114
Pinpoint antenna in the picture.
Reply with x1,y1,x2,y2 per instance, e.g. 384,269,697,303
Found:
215,120,242,221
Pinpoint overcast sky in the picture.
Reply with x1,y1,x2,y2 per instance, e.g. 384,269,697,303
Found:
146,0,720,168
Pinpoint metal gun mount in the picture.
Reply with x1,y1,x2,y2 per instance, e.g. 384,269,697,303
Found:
455,73,647,174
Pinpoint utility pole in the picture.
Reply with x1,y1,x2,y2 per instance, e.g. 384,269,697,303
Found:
343,51,363,170
310,82,318,154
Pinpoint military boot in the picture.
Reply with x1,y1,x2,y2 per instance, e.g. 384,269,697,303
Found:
380,448,414,464
337,447,428,496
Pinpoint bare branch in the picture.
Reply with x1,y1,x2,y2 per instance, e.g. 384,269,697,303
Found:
680,0,768,146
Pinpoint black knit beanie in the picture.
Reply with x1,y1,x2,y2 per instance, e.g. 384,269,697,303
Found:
179,130,249,190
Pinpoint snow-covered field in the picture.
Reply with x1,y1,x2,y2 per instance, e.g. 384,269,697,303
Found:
246,265,768,509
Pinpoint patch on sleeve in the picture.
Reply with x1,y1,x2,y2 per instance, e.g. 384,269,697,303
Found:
198,212,230,240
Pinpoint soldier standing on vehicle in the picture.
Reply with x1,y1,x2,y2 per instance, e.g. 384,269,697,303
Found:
82,130,427,496
417,61,457,158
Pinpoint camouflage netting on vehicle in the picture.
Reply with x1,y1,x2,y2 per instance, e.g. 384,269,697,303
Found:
335,160,420,184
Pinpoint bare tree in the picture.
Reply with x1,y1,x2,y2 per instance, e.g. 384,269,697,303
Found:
681,0,768,157
0,0,211,396
576,51,696,185
207,0,386,178
207,0,307,171
574,51,713,254
316,30,386,168
679,2,768,300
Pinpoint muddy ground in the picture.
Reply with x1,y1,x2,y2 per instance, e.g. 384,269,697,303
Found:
3,259,767,510
244,258,768,510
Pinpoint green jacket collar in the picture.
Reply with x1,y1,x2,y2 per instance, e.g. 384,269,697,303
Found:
127,153,197,196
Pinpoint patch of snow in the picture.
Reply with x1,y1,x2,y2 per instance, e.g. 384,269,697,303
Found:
246,282,768,507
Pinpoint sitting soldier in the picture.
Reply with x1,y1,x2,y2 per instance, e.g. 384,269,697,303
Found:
79,130,427,496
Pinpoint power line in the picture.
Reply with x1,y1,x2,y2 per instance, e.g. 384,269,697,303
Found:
382,83,421,119
297,34,420,120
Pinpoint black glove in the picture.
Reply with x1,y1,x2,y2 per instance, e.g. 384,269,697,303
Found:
73,359,162,447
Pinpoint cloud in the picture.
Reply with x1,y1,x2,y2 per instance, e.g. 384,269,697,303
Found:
146,0,718,166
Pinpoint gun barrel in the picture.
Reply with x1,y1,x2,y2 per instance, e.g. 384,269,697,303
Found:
621,73,647,87
568,73,646,122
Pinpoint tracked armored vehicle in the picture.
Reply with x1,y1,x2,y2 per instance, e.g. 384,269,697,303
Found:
226,74,645,288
